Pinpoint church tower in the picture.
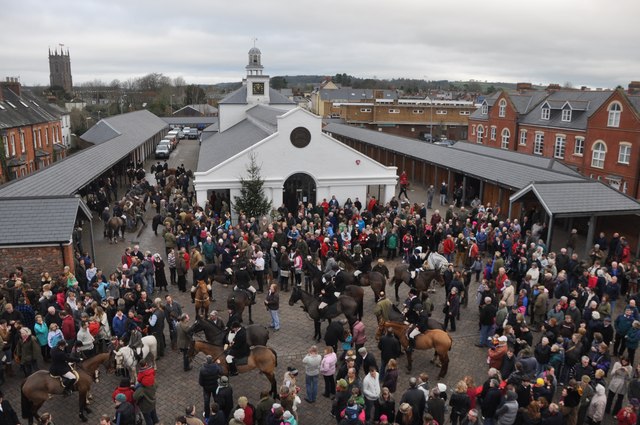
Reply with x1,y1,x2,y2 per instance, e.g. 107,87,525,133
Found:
49,47,73,93
245,46,270,104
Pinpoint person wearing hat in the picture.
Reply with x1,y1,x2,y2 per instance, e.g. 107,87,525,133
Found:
114,391,136,425
49,339,81,396
215,376,234,420
372,259,390,281
200,354,223,420
332,379,350,421
225,321,249,376
488,336,508,370
444,287,460,332
282,409,296,425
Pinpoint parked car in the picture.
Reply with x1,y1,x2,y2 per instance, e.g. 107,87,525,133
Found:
168,129,184,140
433,139,456,147
185,128,199,139
157,140,172,151
155,144,170,159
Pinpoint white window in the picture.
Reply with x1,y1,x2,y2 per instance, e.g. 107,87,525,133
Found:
481,104,488,115
591,141,607,168
436,110,448,115
476,125,484,144
498,99,507,117
534,133,544,155
412,109,423,114
20,131,25,153
10,134,15,156
541,107,550,120
561,109,572,122
501,128,510,149
471,125,476,135
622,181,628,194
519,130,527,146
608,102,621,127
32,130,37,149
360,108,371,113
554,135,566,159
459,111,470,116
618,143,631,164
574,137,585,156
2,136,7,158
38,129,42,148
388,109,400,114
490,126,496,141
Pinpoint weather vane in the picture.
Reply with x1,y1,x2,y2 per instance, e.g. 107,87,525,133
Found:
252,37,258,47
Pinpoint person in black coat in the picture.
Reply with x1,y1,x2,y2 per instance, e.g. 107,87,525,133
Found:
200,355,223,420
399,378,426,425
49,340,81,395
214,376,234,421
0,390,20,425
378,328,401,378
226,322,250,375
355,347,378,376
480,380,502,421
325,320,346,353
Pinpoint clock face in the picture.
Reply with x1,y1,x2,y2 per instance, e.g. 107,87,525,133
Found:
253,82,264,95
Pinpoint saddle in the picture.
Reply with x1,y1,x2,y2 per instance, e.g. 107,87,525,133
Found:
50,370,79,388
235,356,249,366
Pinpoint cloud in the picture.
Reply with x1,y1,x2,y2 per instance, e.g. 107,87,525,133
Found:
1,0,638,88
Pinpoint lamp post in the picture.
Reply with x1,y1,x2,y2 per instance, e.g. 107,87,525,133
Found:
171,94,175,114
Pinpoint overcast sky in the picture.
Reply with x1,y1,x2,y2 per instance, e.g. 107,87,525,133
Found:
2,0,638,89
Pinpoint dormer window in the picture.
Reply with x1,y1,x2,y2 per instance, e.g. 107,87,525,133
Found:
541,107,550,120
481,104,488,115
498,99,507,117
561,109,572,122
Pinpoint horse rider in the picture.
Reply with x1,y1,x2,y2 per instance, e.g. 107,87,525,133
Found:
408,248,423,287
318,274,339,318
234,261,256,305
191,261,210,304
334,262,348,293
407,303,431,352
49,339,81,396
403,288,421,324
224,321,250,376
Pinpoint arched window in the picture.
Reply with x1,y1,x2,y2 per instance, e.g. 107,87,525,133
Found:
501,128,510,149
591,141,607,168
476,125,484,144
498,99,507,117
608,102,622,127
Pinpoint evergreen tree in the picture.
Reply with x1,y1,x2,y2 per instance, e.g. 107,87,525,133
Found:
233,153,272,218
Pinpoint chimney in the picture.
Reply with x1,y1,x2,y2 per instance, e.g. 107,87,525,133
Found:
2,77,21,96
628,81,640,95
516,82,532,92
546,83,561,93
581,86,588,91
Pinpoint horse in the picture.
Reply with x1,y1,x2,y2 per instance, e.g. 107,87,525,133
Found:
188,319,269,347
106,217,125,243
385,304,445,330
113,335,158,383
288,286,359,339
343,285,364,321
187,341,278,397
356,271,387,302
194,280,211,319
227,290,254,324
21,351,116,424
391,265,445,301
376,320,452,378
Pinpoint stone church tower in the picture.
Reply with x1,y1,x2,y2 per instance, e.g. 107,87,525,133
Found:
49,47,73,93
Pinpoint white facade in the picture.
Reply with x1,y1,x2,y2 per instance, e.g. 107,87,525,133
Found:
60,113,71,147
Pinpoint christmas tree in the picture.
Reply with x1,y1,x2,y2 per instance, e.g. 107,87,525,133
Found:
233,153,272,218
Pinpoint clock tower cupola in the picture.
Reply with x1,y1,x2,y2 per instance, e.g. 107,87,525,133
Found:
246,45,270,104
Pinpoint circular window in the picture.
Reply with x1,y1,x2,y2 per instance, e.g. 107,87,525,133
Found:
290,127,311,148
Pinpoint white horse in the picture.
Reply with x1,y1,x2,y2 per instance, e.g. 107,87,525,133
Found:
418,251,449,272
114,335,157,383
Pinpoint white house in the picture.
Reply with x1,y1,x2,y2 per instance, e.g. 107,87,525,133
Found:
193,47,397,216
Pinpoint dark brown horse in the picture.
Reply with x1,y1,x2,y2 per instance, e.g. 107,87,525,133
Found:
106,217,125,243
227,290,254,324
356,271,387,302
391,265,444,301
194,280,211,319
188,341,278,396
21,351,115,423
288,286,359,325
376,320,452,378
188,319,269,347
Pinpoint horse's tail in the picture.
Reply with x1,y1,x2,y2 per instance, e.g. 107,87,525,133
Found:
20,380,33,420
269,347,278,367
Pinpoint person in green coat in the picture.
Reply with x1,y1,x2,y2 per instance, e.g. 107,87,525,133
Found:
134,383,158,425
386,231,398,260
15,327,42,377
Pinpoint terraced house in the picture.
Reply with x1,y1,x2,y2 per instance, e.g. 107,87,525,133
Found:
468,82,640,199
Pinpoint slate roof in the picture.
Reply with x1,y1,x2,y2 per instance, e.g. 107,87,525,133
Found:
470,90,548,120
219,86,295,105
320,88,397,102
0,88,62,130
627,95,640,114
246,105,285,133
451,142,579,175
173,104,218,115
80,120,121,145
510,181,640,216
520,90,613,130
323,123,584,190
197,119,270,173
0,196,92,245
0,110,167,197
161,117,218,127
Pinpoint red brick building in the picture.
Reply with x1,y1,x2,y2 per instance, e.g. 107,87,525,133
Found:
0,79,67,183
468,83,640,199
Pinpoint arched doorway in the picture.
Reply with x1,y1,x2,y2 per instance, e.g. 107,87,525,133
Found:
283,173,316,213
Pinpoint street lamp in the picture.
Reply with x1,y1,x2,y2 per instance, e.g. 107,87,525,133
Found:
171,94,175,114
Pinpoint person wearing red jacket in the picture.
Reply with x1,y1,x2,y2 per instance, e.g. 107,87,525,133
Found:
112,378,135,404
443,234,456,262
616,405,637,425
398,171,410,201
60,311,76,342
367,196,377,212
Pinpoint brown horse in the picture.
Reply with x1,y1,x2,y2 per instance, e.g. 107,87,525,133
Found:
391,265,444,301
21,351,116,424
194,279,211,319
106,217,125,243
356,271,387,302
376,320,452,378
227,290,254,324
188,340,278,396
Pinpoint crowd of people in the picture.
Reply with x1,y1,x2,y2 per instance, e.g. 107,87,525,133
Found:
0,155,638,425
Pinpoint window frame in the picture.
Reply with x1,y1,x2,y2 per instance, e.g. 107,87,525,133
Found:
498,99,507,117
618,142,631,164
607,102,622,127
388,108,400,114
561,109,572,122
541,107,550,120
360,108,372,113
591,140,607,169
533,133,544,155
476,125,484,144
519,130,527,146
554,135,566,159
574,137,585,156
490,126,497,141
501,128,510,149
481,104,488,115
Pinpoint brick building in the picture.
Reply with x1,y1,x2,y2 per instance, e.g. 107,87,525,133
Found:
0,79,67,183
468,83,640,199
